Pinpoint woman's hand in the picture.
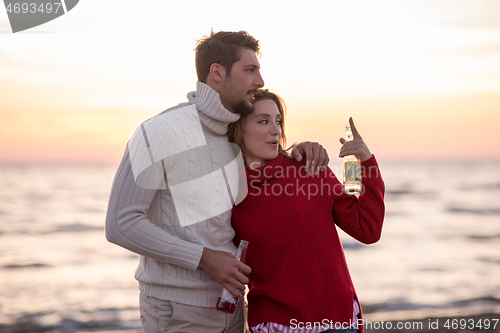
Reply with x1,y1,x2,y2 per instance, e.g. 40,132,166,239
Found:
339,117,372,162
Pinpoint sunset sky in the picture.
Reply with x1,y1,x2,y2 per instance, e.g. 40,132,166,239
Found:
1,0,499,163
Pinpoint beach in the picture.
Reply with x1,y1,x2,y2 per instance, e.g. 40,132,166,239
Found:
0,159,499,332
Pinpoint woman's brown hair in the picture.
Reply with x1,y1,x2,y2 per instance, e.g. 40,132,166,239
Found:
227,89,291,164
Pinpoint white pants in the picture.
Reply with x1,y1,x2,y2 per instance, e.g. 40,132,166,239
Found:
139,292,245,333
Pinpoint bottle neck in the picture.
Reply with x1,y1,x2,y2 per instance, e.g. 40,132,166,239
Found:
345,129,353,142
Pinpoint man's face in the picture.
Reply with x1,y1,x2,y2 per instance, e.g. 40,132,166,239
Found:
220,48,265,115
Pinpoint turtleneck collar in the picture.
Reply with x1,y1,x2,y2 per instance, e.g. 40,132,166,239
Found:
186,82,240,135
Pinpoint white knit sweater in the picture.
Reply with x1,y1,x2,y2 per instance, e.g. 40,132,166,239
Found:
105,82,242,307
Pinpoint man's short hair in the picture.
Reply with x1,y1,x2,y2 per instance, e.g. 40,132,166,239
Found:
194,30,260,83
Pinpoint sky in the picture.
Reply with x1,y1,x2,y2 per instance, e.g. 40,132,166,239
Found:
1,0,500,163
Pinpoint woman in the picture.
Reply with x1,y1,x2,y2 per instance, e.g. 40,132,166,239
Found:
227,89,385,333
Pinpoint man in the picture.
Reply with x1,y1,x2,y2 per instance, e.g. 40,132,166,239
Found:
105,30,329,333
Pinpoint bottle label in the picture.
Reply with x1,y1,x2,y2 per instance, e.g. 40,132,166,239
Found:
344,161,361,182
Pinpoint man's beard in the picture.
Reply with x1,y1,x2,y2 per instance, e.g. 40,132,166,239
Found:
232,99,254,116
221,77,255,116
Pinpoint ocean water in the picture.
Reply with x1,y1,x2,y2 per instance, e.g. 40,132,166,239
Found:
0,160,499,332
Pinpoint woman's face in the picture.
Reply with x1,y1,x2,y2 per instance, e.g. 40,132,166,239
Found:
242,99,282,169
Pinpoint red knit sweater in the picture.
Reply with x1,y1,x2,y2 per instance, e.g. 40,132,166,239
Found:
232,154,385,330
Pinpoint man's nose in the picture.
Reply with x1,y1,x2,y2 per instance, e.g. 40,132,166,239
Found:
255,71,265,88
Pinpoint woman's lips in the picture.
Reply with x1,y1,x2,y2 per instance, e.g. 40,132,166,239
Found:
267,141,279,147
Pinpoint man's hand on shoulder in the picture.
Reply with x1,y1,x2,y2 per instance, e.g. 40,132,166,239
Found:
292,141,330,176
198,247,251,298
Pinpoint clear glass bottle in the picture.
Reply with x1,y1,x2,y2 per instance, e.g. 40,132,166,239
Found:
343,125,362,195
216,240,249,313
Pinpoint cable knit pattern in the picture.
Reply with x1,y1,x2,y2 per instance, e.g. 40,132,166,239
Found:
232,154,385,332
106,82,240,307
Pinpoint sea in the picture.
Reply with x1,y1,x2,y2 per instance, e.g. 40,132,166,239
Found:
0,159,499,332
